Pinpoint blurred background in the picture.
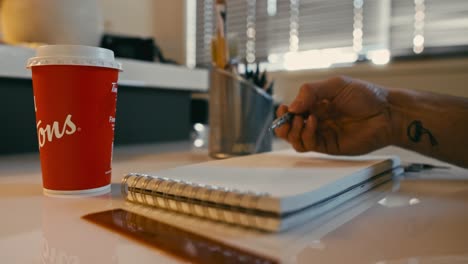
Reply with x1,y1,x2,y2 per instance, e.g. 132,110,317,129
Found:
0,0,467,154
2,0,467,97
195,0,468,101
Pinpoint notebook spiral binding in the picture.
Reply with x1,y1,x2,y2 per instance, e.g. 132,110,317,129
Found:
121,173,277,231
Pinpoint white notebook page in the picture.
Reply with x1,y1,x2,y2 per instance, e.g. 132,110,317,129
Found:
148,149,400,213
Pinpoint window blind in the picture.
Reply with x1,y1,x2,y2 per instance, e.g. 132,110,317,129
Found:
196,0,468,67
391,0,468,56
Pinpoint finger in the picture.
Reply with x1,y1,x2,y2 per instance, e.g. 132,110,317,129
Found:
275,104,288,117
275,122,291,140
302,115,318,151
288,115,305,152
319,126,340,155
274,105,290,139
314,120,342,154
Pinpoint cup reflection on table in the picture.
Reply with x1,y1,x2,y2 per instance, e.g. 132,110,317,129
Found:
40,194,117,264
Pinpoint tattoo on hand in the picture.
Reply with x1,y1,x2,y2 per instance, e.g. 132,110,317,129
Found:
407,120,438,146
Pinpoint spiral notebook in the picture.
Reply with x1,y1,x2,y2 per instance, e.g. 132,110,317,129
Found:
121,149,402,232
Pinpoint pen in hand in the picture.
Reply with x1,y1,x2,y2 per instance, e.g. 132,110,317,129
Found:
270,100,331,131
270,112,294,131
269,112,308,131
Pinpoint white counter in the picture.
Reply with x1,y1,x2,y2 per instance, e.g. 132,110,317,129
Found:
1,142,467,263
0,45,209,91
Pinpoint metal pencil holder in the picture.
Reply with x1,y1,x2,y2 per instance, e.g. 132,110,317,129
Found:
209,67,273,159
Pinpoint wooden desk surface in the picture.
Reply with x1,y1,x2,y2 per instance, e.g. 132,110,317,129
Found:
1,141,467,263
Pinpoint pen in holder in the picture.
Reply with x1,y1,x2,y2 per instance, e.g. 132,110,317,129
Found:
209,67,273,159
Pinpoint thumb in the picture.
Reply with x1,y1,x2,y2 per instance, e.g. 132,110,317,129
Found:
289,83,316,113
289,77,348,113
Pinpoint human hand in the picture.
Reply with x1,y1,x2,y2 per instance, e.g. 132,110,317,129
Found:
275,76,395,155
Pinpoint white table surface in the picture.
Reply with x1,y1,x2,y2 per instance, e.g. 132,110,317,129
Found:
1,141,467,264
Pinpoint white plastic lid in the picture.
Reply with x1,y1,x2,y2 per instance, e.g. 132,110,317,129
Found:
26,45,122,71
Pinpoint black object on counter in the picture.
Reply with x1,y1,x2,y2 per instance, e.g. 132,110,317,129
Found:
100,34,177,64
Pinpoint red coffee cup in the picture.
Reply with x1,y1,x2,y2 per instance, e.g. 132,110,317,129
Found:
27,45,122,196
